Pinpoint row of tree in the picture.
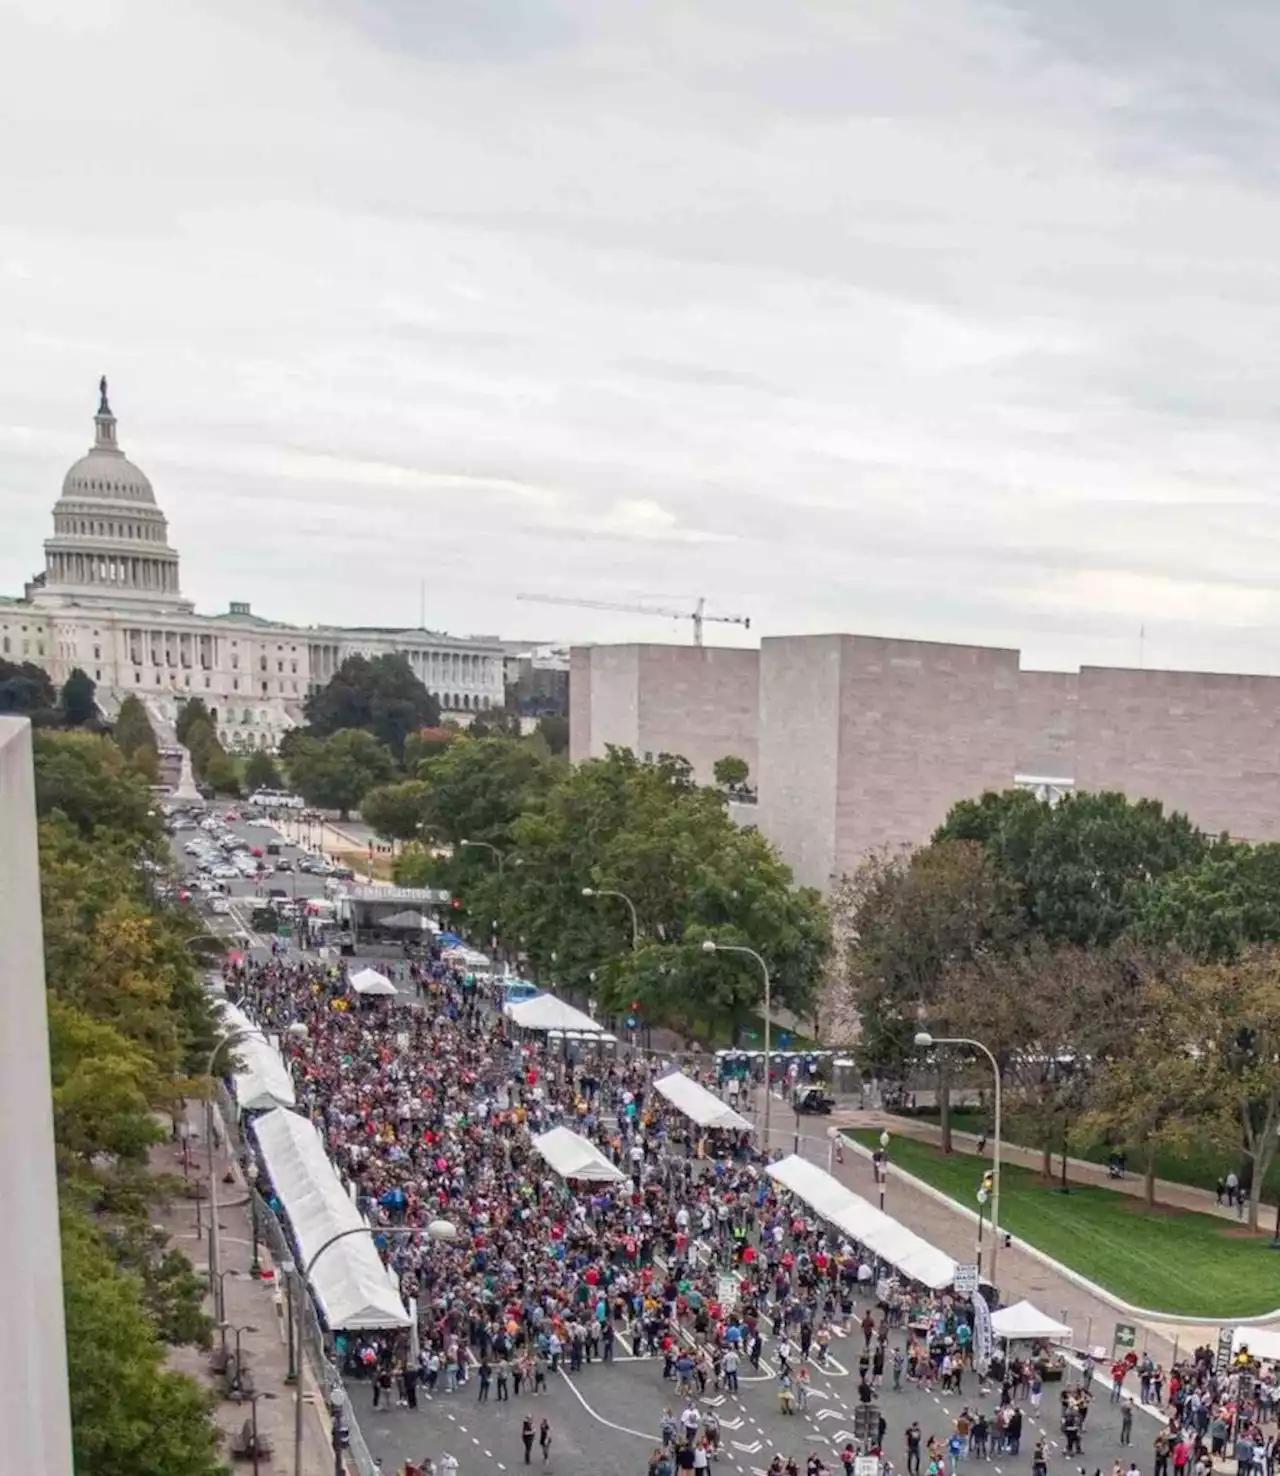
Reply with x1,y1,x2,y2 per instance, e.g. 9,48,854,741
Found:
34,729,225,1475
387,738,829,1043
836,787,1280,1225
1,658,99,729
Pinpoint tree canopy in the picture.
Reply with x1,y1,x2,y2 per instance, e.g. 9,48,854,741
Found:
243,748,283,793
32,730,222,1466
286,727,397,817
0,657,58,716
60,668,98,727
397,741,828,1042
303,653,441,760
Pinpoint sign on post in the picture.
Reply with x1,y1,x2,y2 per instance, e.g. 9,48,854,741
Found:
855,1459,880,1476
1216,1327,1236,1372
1113,1323,1137,1350
717,1273,740,1311
852,1406,879,1439
954,1263,980,1295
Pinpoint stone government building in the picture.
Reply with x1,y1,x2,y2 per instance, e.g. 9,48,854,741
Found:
2,384,505,752
571,635,1280,889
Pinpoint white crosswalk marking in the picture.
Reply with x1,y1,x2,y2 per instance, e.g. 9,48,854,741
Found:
732,1441,764,1454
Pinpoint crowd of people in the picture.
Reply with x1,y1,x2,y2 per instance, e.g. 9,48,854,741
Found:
223,943,1280,1476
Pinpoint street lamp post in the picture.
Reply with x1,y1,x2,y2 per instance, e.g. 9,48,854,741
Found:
292,1219,458,1476
246,1391,277,1476
702,940,773,1148
581,886,639,948
878,1128,890,1212
915,1030,1002,1291
205,1028,256,1319
279,1260,298,1383
230,1322,258,1393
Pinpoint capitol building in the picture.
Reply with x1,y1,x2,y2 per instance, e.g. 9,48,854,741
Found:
1,383,506,751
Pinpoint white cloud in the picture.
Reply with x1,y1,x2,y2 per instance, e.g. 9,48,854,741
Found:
3,0,1280,672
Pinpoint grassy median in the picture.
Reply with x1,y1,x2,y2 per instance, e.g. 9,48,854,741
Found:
848,1130,1278,1319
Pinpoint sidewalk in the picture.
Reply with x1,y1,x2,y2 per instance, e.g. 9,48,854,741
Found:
152,1107,338,1476
843,1110,1273,1227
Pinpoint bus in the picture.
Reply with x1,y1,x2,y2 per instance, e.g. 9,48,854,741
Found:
247,788,305,810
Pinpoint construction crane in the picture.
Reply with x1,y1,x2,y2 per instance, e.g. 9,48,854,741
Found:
516,592,750,646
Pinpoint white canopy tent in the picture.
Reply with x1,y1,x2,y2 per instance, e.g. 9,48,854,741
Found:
654,1070,752,1132
990,1301,1072,1343
1233,1328,1280,1363
349,967,398,997
378,910,438,933
216,1002,297,1114
767,1154,958,1291
504,994,605,1034
531,1126,627,1183
253,1107,410,1330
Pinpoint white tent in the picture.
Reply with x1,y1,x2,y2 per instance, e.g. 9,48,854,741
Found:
654,1070,752,1131
253,1107,410,1330
1233,1328,1280,1364
216,1002,296,1114
531,1126,626,1182
349,967,397,997
504,994,605,1034
990,1300,1072,1343
767,1154,957,1291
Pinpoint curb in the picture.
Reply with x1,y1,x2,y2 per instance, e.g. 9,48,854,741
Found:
841,1135,1280,1328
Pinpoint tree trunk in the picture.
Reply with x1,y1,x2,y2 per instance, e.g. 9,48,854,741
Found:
1041,1145,1052,1177
1144,1150,1156,1209
939,1060,953,1154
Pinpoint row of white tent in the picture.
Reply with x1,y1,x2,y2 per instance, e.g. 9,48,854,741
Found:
217,1001,297,1113
531,1125,626,1182
653,1069,752,1132
504,993,604,1034
252,1107,410,1330
767,1154,959,1291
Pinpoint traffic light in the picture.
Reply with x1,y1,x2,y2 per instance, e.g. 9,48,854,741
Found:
451,897,462,910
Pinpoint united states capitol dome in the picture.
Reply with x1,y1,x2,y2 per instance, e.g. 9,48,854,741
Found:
37,378,191,610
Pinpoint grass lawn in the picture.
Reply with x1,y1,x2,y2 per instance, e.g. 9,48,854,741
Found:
906,1105,1276,1202
848,1130,1278,1319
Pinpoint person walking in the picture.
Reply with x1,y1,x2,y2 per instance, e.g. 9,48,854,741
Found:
477,1358,492,1403
522,1416,535,1465
539,1418,552,1463
496,1357,510,1402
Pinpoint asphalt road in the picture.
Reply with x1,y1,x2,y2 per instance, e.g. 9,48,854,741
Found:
363,1315,1155,1476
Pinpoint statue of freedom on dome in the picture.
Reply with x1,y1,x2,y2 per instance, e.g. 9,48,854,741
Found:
98,375,109,414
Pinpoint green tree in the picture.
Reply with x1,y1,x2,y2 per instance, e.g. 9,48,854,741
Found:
361,779,432,841
174,697,212,745
60,667,98,727
1081,945,1216,1205
833,840,1022,1146
0,657,58,715
404,725,461,773
243,748,283,792
937,788,1211,947
203,747,241,796
712,754,750,788
33,731,158,842
1131,842,1280,962
61,1211,223,1476
286,728,397,817
420,735,561,848
304,653,441,761
535,713,569,755
113,693,159,761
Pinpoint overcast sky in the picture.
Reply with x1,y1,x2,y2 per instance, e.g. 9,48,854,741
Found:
5,0,1280,673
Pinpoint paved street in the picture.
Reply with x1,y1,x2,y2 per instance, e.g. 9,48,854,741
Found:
362,1315,1151,1476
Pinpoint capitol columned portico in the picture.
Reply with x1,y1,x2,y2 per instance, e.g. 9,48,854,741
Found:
2,383,506,751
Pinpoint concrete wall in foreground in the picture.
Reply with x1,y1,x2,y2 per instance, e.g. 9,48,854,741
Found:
0,716,74,1475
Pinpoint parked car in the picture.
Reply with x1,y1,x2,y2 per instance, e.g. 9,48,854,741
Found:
275,858,293,872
